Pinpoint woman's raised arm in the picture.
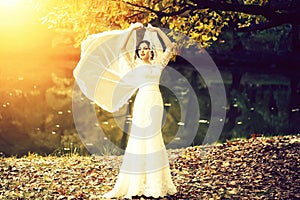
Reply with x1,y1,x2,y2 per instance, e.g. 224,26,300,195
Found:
146,25,175,66
120,22,143,65
146,25,173,50
121,22,143,52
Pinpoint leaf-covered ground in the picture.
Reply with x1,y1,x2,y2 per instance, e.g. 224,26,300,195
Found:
0,135,299,199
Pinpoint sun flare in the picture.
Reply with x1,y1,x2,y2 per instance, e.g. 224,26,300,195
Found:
0,0,22,7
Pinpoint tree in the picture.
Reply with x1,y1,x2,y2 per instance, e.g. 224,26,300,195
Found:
34,0,300,48
31,0,299,147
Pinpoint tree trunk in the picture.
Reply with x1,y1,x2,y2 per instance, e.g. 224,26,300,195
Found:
121,102,132,150
289,77,300,119
230,71,243,91
291,25,300,53
289,24,300,120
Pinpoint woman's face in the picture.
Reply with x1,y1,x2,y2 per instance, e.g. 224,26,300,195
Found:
138,42,150,61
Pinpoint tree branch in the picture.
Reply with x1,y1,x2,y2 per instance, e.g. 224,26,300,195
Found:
195,0,274,18
124,0,300,31
124,1,160,15
236,21,282,32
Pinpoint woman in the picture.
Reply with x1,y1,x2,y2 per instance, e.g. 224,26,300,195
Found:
73,22,177,199
101,23,177,199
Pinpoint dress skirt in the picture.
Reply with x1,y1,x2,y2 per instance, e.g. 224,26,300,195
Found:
103,86,177,198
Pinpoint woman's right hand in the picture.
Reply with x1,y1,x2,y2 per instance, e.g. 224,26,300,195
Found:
129,22,143,30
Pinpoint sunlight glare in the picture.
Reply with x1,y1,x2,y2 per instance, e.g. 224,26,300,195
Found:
0,0,22,7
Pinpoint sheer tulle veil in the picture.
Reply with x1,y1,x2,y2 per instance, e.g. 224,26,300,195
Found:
73,24,164,113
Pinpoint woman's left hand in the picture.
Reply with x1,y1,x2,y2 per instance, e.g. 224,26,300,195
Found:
130,22,144,30
146,24,160,32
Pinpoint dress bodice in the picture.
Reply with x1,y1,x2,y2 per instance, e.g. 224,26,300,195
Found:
134,63,163,92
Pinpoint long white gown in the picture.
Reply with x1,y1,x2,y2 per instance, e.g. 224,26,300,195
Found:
73,27,177,198
103,62,177,198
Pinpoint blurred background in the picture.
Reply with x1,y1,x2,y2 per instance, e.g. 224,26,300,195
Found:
0,0,299,156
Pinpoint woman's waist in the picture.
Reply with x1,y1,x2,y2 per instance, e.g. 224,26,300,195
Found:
138,83,160,92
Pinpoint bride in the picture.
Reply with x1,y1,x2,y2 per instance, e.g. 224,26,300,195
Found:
102,23,177,199
74,22,177,199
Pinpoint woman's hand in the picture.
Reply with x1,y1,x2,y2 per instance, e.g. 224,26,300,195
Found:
147,24,173,50
122,22,143,51
129,22,143,30
146,24,160,32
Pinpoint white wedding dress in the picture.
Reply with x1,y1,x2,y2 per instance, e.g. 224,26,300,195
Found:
73,26,177,198
103,63,177,198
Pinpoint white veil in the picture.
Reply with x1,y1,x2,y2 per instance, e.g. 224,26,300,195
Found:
73,24,164,112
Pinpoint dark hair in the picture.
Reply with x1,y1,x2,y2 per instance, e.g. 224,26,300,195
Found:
135,40,154,60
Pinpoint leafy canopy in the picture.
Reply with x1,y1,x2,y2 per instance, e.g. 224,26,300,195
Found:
33,0,296,47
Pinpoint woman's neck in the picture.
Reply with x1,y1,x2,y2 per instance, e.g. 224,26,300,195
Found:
142,59,151,64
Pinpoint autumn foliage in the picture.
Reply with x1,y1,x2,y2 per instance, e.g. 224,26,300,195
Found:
33,0,298,48
1,135,299,199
